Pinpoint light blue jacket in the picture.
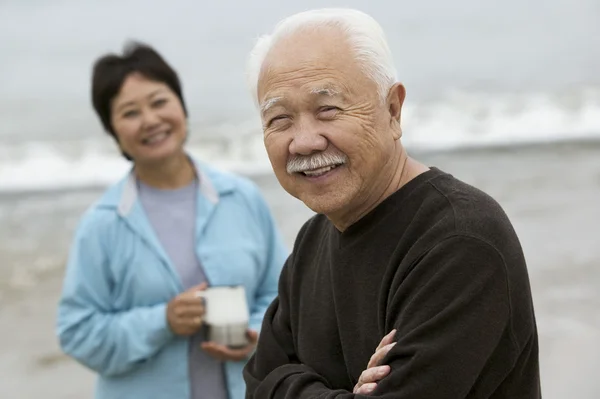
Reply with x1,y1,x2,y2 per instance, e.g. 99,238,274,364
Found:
56,160,288,399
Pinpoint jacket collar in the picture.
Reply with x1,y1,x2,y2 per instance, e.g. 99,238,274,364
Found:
96,157,234,215
96,157,236,290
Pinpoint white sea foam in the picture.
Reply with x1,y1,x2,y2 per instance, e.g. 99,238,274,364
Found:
1,90,599,193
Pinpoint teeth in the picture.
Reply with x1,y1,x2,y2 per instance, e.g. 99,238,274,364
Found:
303,165,335,177
144,132,168,144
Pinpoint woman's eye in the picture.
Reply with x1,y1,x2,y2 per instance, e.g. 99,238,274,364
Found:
152,98,167,107
123,110,139,118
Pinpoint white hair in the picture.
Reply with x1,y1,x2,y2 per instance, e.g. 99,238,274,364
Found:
246,8,398,107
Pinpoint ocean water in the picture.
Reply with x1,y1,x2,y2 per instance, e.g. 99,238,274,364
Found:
1,0,599,192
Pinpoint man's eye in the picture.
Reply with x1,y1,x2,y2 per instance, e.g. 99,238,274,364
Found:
319,106,340,117
269,115,289,126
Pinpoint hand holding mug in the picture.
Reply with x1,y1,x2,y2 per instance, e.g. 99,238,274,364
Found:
166,283,207,336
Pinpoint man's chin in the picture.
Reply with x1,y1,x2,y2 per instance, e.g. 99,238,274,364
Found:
297,195,346,217
279,178,349,215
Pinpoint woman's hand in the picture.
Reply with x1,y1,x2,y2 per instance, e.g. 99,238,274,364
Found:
166,283,207,336
201,330,259,361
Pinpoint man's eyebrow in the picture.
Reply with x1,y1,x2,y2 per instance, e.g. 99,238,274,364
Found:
260,85,344,115
260,96,283,115
310,86,342,96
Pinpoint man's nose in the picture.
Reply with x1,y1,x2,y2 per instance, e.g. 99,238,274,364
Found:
288,118,328,155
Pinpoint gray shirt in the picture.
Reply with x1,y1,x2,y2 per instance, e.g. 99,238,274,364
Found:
138,179,228,399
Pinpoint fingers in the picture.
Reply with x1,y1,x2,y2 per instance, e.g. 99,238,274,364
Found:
187,316,203,328
358,365,391,385
172,288,205,312
353,365,391,394
190,283,208,300
173,303,205,318
201,342,254,362
172,296,203,310
366,329,397,367
376,329,397,351
189,282,208,292
354,382,377,395
174,316,203,335
367,342,397,369
351,330,397,394
174,283,208,305
171,304,205,330
167,285,210,336
246,329,259,343
170,303,205,334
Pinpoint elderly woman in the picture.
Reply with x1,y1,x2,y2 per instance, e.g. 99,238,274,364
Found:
56,42,287,399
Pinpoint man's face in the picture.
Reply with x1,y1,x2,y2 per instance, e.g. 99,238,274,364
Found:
257,27,404,218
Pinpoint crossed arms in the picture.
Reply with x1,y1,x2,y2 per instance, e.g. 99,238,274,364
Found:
244,236,525,398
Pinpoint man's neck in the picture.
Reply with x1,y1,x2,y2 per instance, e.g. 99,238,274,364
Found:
330,146,429,232
135,153,196,189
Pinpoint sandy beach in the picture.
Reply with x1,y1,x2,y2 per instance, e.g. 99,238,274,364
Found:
1,141,599,398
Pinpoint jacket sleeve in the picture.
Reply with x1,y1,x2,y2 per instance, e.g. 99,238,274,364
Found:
56,212,175,377
244,235,521,398
246,185,289,333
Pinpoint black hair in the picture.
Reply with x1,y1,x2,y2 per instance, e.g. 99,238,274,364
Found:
91,41,188,160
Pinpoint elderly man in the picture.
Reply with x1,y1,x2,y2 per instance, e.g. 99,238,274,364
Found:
243,8,541,399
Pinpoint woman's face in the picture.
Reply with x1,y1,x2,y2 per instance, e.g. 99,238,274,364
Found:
110,72,187,165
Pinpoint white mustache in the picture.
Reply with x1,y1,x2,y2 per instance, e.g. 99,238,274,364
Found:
286,152,348,174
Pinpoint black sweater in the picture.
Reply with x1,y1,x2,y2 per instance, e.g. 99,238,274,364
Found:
244,167,541,398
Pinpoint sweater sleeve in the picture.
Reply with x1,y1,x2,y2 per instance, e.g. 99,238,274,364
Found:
56,213,175,377
243,235,516,398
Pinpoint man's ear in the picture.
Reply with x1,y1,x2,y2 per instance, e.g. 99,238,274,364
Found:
387,83,406,140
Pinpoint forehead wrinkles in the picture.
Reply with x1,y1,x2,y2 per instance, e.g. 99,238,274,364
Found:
260,67,353,106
